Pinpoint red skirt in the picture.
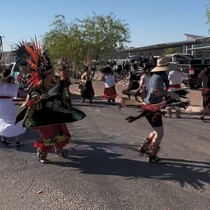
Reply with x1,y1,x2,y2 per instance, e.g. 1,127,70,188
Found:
103,86,117,100
34,124,71,150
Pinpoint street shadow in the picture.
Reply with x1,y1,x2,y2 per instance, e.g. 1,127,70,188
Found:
73,102,107,108
165,114,210,122
1,126,209,190
50,140,210,190
201,119,210,123
73,96,121,108
164,115,200,120
0,129,40,153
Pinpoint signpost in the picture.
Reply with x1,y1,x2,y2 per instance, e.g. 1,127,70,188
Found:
0,35,2,61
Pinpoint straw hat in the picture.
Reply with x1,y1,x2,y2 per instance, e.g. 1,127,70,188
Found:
151,57,178,72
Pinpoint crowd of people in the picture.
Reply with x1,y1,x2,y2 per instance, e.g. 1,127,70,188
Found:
0,46,209,163
0,41,86,163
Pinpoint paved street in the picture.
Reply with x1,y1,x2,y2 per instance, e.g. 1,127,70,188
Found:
0,92,209,210
71,79,203,114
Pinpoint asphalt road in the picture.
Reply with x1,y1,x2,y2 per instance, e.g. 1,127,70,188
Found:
0,98,209,210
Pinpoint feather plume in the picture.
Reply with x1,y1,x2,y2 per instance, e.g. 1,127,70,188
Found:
24,43,40,70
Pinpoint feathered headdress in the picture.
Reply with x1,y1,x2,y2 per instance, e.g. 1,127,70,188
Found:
12,42,28,66
22,37,53,88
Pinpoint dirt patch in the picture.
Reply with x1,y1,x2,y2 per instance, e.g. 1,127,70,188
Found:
187,90,202,106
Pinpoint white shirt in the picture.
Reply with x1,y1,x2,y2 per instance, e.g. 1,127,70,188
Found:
139,74,150,88
168,70,184,85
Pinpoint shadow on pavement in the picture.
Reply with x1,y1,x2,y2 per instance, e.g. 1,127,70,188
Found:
0,129,41,153
49,140,210,190
164,115,210,122
72,95,122,108
1,134,209,190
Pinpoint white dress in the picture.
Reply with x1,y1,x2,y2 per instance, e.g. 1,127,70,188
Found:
0,83,26,137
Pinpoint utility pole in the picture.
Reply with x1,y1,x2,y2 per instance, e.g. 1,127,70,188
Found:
0,35,3,61
0,35,5,63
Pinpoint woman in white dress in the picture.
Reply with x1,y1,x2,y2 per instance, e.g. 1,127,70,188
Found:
0,68,26,146
101,66,117,103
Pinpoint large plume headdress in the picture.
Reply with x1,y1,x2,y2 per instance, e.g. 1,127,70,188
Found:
12,41,28,66
22,37,53,88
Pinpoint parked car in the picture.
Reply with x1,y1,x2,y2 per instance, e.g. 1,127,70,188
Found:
184,58,210,88
126,55,141,63
169,53,193,64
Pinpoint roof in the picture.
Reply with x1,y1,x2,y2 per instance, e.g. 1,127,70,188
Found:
121,35,210,53
188,46,210,51
121,40,204,53
184,33,205,39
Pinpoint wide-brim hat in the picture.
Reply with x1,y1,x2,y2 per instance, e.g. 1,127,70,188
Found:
151,57,178,72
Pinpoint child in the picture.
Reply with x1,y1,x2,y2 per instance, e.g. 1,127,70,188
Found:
101,66,117,103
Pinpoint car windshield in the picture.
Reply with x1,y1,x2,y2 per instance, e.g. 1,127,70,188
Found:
190,59,202,65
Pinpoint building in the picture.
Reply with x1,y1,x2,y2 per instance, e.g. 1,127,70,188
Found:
1,51,12,64
115,34,210,59
1,34,210,65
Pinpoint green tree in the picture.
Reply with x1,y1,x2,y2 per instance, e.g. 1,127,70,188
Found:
74,12,130,65
206,6,210,29
43,13,130,77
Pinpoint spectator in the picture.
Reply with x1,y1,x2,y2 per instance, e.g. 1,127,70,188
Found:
101,66,117,103
131,67,150,101
199,67,210,121
166,63,185,118
126,57,172,163
122,63,140,101
79,66,95,103
0,68,26,146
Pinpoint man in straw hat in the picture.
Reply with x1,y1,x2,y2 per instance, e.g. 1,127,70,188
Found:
166,63,185,118
126,57,173,163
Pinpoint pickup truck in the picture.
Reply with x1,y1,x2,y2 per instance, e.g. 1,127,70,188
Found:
180,58,210,88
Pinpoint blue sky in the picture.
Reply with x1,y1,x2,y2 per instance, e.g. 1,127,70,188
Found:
1,0,210,51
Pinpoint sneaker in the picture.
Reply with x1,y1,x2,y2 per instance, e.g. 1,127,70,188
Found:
37,150,49,163
39,158,50,164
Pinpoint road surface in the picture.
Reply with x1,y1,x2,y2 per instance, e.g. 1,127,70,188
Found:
0,98,209,210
